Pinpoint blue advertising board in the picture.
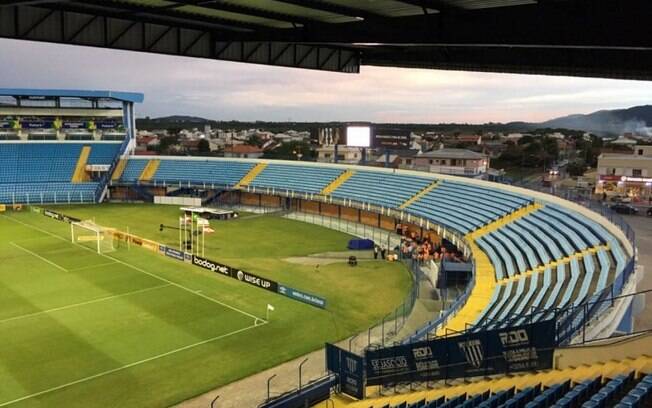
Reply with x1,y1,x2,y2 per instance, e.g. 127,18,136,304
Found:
325,344,365,400
22,120,53,129
97,121,119,129
164,246,185,261
278,284,326,309
365,319,556,386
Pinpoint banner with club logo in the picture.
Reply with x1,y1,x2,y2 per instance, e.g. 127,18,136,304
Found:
325,343,365,400
364,319,556,386
278,284,326,309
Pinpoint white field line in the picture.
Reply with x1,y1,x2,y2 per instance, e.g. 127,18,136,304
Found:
9,242,68,272
1,214,267,323
0,284,170,325
0,322,264,407
68,261,119,272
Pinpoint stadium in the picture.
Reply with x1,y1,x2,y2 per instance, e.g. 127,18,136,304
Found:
1,1,652,408
0,87,647,408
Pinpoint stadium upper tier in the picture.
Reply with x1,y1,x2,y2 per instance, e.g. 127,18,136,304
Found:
0,142,121,204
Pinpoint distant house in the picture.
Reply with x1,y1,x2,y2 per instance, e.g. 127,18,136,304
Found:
609,134,638,146
456,134,482,145
316,145,362,164
374,149,420,167
224,144,264,159
413,148,489,177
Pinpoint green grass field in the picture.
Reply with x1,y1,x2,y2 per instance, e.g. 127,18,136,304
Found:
0,204,411,407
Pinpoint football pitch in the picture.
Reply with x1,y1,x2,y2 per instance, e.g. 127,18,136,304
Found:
0,205,411,407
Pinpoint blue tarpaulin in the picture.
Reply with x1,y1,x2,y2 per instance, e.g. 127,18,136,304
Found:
348,239,374,250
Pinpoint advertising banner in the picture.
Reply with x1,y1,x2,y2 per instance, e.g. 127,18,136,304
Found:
42,209,80,223
97,121,119,129
232,268,278,292
373,127,410,149
62,121,87,129
278,284,326,309
164,246,185,261
22,120,53,129
325,344,365,400
365,319,556,386
192,254,232,277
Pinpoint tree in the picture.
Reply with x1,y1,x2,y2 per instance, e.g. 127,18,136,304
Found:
246,134,264,147
518,135,534,145
197,138,210,153
157,135,179,154
567,160,586,177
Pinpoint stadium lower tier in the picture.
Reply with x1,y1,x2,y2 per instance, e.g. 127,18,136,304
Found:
0,142,122,204
330,355,652,408
0,182,98,204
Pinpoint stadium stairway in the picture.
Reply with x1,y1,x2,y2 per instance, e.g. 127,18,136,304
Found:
111,158,127,181
434,202,543,336
71,145,91,183
138,159,160,182
399,180,440,209
316,332,652,408
235,161,268,188
321,169,355,195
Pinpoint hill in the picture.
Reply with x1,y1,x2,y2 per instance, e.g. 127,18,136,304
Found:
537,105,652,136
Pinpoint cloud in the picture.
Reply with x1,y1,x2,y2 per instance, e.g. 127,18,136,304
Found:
1,38,652,123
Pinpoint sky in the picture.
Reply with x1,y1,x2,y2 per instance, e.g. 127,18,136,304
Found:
1,38,652,124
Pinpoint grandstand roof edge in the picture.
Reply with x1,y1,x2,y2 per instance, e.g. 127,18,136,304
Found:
0,89,144,104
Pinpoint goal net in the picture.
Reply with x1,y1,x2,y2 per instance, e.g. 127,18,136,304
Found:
70,220,117,254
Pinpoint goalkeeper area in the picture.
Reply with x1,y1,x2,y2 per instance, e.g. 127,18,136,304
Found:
0,205,411,408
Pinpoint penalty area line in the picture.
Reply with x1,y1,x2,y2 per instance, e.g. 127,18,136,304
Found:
9,241,68,272
1,214,268,324
0,284,171,325
0,321,266,407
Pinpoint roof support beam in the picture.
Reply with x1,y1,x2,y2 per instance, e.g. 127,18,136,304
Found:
223,0,652,50
65,0,265,32
393,0,458,13
151,0,318,26
272,0,383,21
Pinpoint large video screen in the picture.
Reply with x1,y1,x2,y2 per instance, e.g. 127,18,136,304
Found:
346,125,371,147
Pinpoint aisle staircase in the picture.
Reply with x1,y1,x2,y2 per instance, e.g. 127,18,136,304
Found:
71,146,91,183
399,179,440,209
320,169,354,195
111,158,127,181
138,159,160,182
235,162,267,188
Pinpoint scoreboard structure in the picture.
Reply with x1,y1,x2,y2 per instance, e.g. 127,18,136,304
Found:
317,123,411,149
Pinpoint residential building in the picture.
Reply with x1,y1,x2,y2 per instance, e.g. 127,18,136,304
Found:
316,145,362,164
596,146,652,199
413,148,489,177
223,144,264,159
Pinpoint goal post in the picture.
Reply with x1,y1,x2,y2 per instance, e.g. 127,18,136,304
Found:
70,220,116,254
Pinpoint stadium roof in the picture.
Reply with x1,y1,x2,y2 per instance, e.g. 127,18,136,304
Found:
0,88,144,104
0,1,650,80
